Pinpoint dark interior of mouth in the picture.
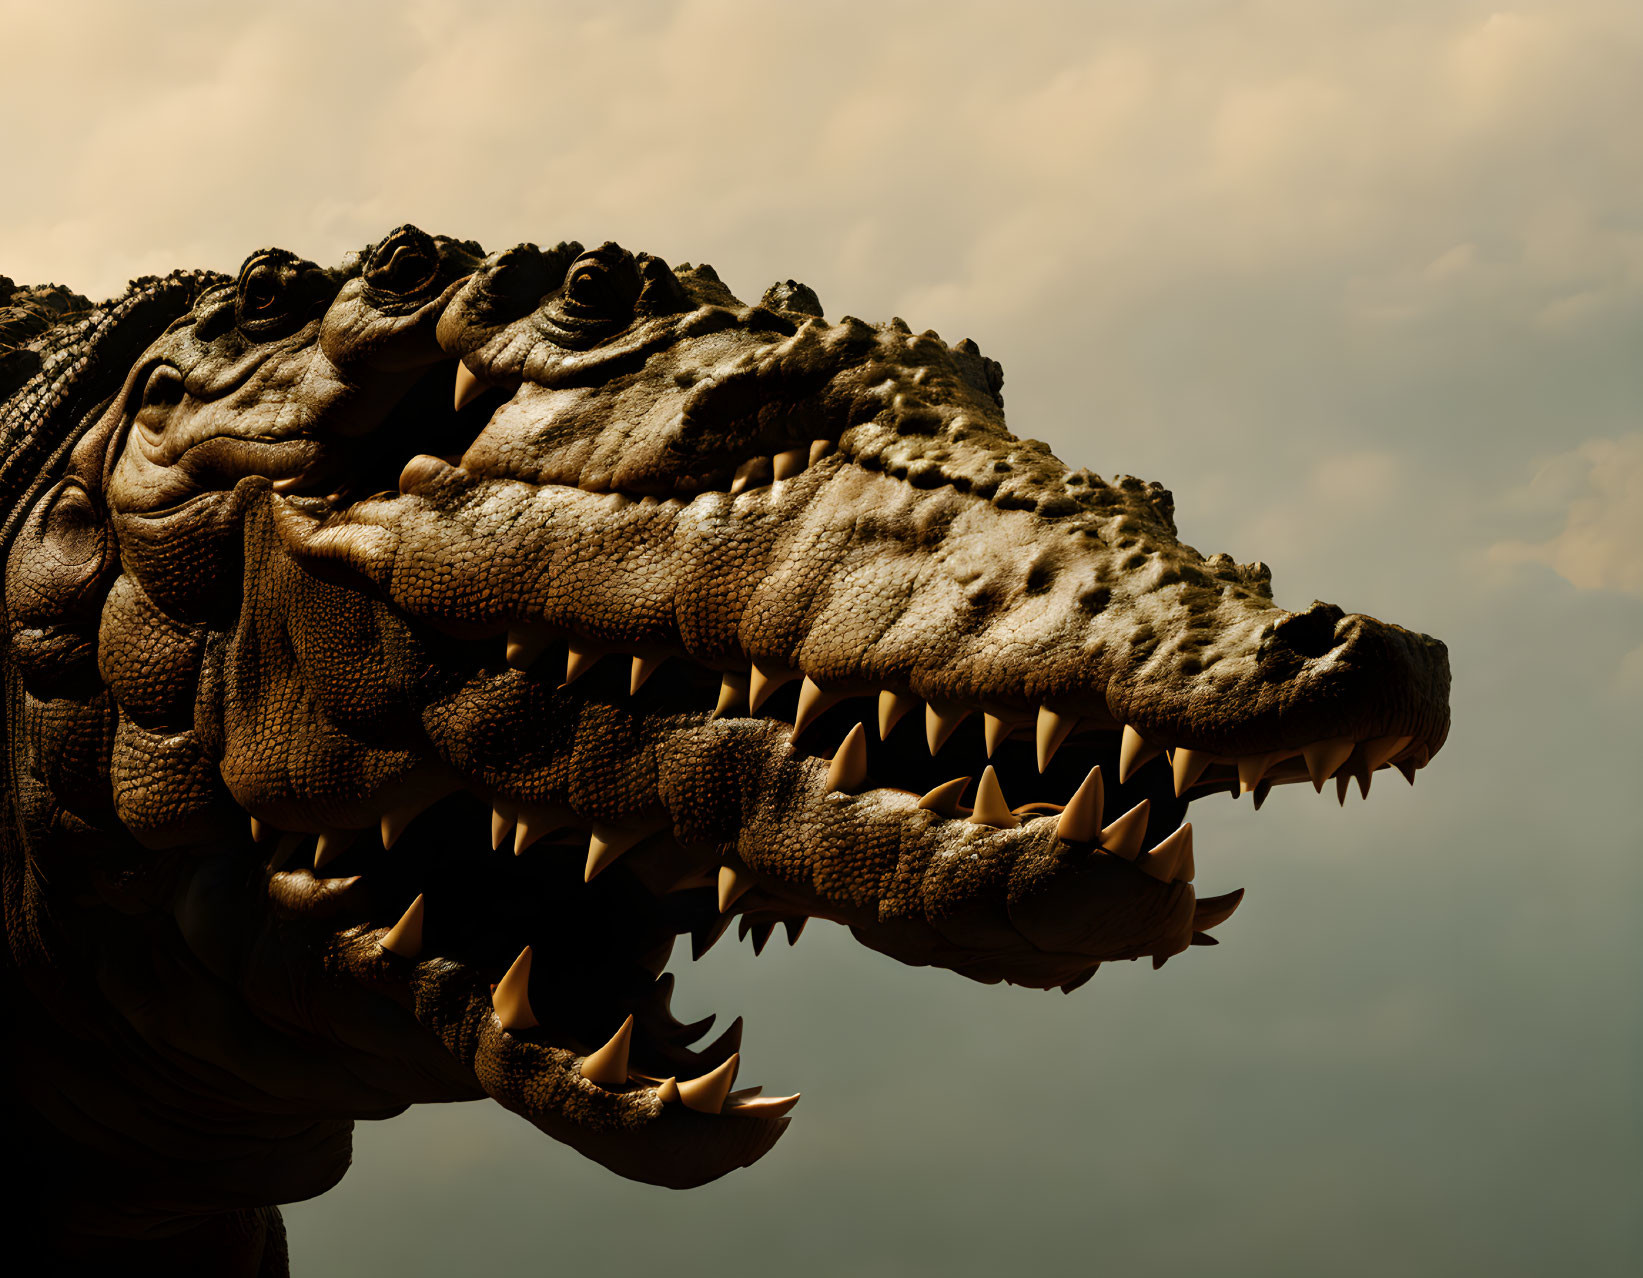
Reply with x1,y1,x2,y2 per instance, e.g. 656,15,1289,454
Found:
282,619,1215,1107
284,786,745,1083
338,360,501,499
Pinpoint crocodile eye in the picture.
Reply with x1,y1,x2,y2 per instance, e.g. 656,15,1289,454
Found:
365,227,440,297
558,250,640,320
233,250,333,339
242,264,280,313
565,264,609,310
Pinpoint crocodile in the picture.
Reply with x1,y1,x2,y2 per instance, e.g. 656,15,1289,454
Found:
0,228,1450,1273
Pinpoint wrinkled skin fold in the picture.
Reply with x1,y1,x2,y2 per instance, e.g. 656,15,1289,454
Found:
0,228,1449,1273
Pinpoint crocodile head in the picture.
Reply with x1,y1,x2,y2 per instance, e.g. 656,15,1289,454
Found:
6,225,1450,1201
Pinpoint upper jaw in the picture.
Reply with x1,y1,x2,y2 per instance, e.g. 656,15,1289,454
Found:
410,262,1452,770
279,434,1446,793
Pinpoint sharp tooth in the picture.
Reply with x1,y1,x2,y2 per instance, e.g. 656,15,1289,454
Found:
1118,725,1164,784
249,816,269,843
678,1053,740,1115
1362,734,1413,772
564,642,602,685
925,700,970,754
585,824,651,882
712,671,749,719
492,947,537,1031
691,914,733,959
580,1014,634,1087
513,808,559,855
967,765,1019,829
630,654,666,695
730,457,771,494
398,453,451,493
1193,887,1245,931
1140,822,1194,883
783,917,807,946
982,713,1013,756
807,439,834,466
490,802,517,852
748,659,799,713
726,1092,802,1119
1252,780,1272,810
1099,798,1150,860
750,921,775,955
1354,763,1372,800
877,689,920,739
917,776,971,817
1237,754,1272,794
1152,954,1171,970
656,1076,681,1102
1055,766,1104,843
1171,748,1214,797
793,678,842,739
381,790,443,850
826,723,868,793
1061,968,1098,994
1035,707,1078,773
379,893,425,958
1397,758,1419,786
1335,773,1351,806
1303,737,1354,791
453,360,488,412
1190,931,1219,946
313,829,357,870
772,448,807,480
506,628,549,670
718,865,755,913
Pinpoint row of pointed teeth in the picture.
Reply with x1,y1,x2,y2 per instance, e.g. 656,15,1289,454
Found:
1141,728,1420,808
374,914,797,1121
252,723,1192,894
505,634,1425,807
729,440,835,492
259,797,807,947
816,719,1193,880
509,634,1426,791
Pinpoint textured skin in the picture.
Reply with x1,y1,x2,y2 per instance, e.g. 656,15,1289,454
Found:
1,228,1449,1273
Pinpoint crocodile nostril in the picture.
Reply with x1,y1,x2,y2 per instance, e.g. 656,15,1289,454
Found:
1271,600,1346,659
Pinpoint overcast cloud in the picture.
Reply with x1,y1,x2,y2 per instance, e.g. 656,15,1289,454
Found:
3,2,1639,1275
1493,433,1643,596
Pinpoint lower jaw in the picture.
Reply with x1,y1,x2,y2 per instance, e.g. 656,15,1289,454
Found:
331,898,798,1188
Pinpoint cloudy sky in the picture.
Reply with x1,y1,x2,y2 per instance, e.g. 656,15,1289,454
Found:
5,1,1639,1273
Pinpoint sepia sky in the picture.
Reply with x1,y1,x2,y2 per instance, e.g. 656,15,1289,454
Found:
4,1,1639,1273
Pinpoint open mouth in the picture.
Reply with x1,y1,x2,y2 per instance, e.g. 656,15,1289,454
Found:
245,354,1438,1185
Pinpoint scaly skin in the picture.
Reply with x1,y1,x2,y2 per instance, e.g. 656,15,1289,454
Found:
0,227,1449,1273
